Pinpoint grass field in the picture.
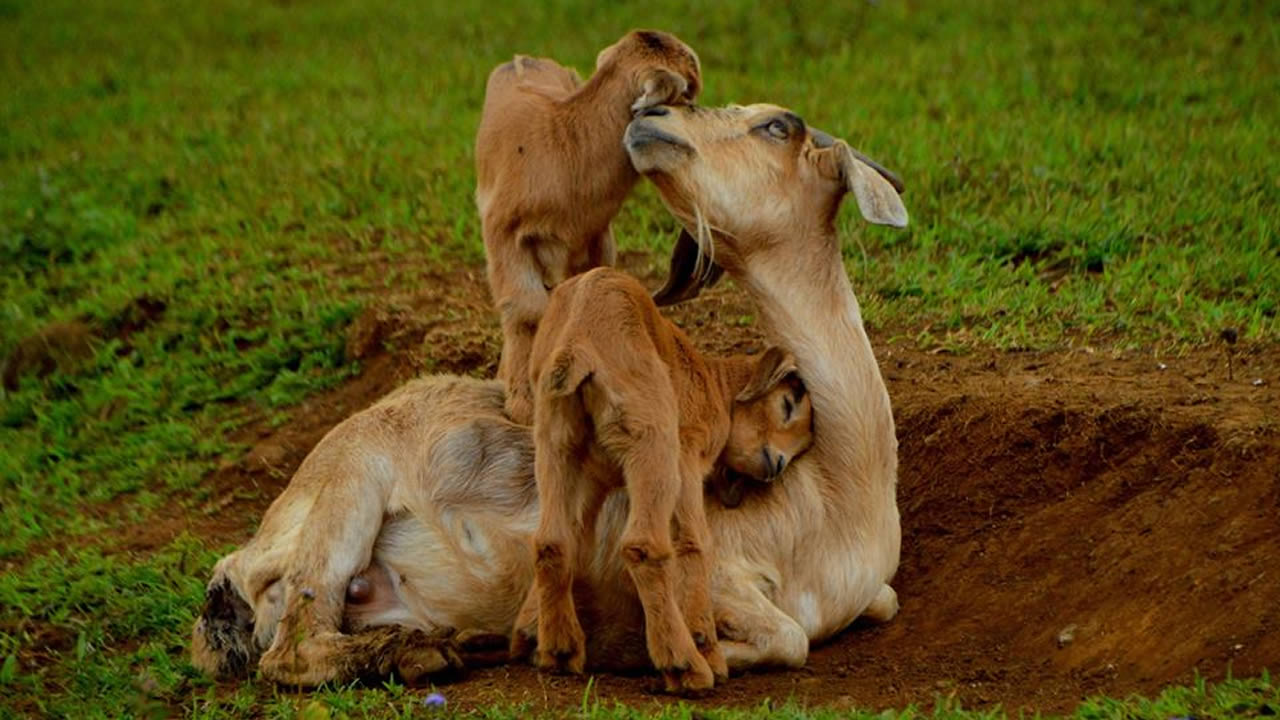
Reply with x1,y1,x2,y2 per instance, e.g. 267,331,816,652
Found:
1,0,1277,717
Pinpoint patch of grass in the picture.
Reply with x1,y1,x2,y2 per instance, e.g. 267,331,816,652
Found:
173,672,1278,719
0,0,1276,717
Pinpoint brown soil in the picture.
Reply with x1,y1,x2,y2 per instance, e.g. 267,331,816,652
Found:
120,256,1280,714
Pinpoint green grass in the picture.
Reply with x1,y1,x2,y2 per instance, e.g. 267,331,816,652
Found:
1,0,1277,717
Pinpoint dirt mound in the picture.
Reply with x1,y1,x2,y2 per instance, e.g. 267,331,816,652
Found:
434,343,1277,714
125,265,1276,713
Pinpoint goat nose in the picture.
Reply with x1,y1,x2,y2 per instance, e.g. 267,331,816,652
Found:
638,105,670,117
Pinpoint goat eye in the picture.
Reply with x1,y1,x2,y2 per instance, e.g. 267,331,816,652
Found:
766,119,789,140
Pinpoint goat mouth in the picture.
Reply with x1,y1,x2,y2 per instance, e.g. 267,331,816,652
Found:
624,120,693,157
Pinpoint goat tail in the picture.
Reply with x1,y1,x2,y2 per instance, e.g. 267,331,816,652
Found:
541,345,595,398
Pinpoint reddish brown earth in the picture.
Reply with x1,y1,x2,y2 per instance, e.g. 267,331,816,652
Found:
133,258,1278,714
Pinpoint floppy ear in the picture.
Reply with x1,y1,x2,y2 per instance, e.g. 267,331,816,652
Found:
736,347,799,403
652,228,724,307
838,142,909,228
631,68,689,112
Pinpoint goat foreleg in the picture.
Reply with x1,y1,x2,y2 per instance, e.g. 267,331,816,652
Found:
712,572,809,671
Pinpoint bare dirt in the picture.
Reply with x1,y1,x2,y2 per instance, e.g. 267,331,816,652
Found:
134,256,1279,714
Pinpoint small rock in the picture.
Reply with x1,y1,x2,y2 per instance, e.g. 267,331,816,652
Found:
246,440,288,468
1056,624,1078,648
299,701,331,720
1253,378,1266,387
1157,362,1168,371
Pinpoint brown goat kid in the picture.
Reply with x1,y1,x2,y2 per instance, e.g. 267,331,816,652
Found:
475,30,701,424
510,267,813,693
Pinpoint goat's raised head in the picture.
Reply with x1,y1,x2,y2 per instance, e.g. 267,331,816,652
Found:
627,103,907,303
596,30,701,113
724,347,813,483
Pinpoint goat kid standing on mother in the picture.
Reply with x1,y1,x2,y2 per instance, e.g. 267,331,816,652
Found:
475,30,702,425
511,267,814,693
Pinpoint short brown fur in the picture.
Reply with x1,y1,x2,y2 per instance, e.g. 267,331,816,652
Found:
510,268,812,693
475,31,701,424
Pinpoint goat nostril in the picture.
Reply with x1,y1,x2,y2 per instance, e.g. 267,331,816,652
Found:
775,454,785,476
639,106,670,118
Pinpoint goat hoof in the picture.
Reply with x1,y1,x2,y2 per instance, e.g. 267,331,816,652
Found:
702,643,729,684
508,626,537,661
395,631,465,687
659,653,715,695
534,644,586,675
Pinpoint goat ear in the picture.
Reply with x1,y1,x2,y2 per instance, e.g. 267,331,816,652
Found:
737,347,799,403
652,228,723,307
837,142,909,228
631,68,689,112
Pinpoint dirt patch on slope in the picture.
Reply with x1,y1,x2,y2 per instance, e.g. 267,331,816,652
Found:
119,259,1277,713
439,341,1278,714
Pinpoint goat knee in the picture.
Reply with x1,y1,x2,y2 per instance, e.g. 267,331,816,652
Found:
770,622,809,668
621,538,672,568
863,584,899,623
534,541,570,573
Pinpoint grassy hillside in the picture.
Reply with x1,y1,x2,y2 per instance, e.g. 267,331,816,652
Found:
1,0,1276,717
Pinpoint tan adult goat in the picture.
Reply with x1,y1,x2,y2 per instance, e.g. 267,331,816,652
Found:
514,267,813,692
191,100,907,687
476,30,701,424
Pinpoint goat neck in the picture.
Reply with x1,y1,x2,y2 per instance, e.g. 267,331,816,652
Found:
736,224,898,532
556,66,641,180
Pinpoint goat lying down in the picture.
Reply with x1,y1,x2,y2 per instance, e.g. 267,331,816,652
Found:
192,100,909,688
513,267,813,693
476,30,701,424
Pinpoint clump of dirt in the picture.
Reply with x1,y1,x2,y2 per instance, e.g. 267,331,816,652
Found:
1,321,97,390
2,295,167,390
107,263,1279,713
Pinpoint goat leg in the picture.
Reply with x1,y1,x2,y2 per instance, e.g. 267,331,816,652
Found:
672,457,728,683
529,415,590,674
259,626,463,688
258,459,394,685
619,435,715,694
711,571,809,671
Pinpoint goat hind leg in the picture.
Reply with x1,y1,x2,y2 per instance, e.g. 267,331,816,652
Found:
672,459,727,682
496,312,538,425
490,249,549,426
262,626,464,688
619,438,714,694
712,578,809,671
528,414,594,674
259,464,392,685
